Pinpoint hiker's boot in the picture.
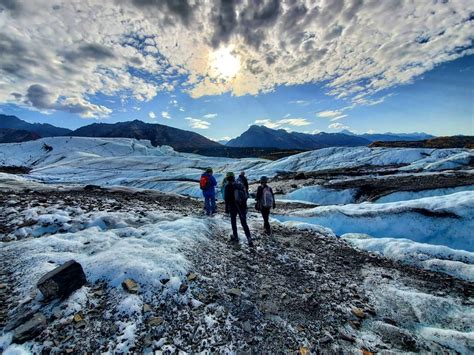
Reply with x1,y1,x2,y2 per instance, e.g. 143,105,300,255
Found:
247,237,254,248
229,236,239,243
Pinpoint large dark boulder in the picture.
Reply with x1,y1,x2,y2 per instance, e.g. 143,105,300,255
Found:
12,313,47,343
37,260,87,299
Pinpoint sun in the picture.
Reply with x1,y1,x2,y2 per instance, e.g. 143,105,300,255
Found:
209,46,241,79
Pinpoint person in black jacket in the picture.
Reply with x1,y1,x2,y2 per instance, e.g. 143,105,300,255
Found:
237,171,249,194
224,172,253,247
255,176,276,235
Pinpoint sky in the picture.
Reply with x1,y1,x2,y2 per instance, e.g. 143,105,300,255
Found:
0,0,473,141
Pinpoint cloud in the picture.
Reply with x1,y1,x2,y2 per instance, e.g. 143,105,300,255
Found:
255,117,311,129
185,117,210,129
0,0,22,16
63,43,115,63
148,111,156,119
328,122,349,130
279,118,311,126
161,111,171,119
0,0,472,116
317,110,344,118
330,114,347,121
289,100,310,106
209,136,231,142
25,84,111,118
203,113,218,119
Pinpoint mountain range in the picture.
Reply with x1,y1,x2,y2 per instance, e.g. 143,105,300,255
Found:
72,120,220,150
0,114,73,137
0,114,447,154
0,128,41,143
339,129,434,142
226,125,371,149
0,115,219,150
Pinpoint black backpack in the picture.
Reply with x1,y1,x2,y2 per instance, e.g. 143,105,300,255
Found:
233,181,248,204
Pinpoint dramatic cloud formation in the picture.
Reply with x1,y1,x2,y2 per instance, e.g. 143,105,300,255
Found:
185,117,210,129
0,0,472,117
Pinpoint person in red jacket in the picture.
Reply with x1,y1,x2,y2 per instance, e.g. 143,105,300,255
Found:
200,167,217,216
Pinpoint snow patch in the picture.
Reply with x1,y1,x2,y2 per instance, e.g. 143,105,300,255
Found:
256,146,473,176
277,220,336,238
362,268,474,354
342,233,474,281
1,138,472,198
375,185,474,203
283,185,357,205
2,209,211,301
277,192,474,251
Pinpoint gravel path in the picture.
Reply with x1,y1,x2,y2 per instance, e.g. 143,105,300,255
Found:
0,186,472,353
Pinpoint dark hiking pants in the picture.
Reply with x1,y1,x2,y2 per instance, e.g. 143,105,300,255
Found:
230,207,252,243
261,207,271,233
204,195,216,215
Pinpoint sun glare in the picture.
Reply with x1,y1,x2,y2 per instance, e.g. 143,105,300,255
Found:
209,46,241,79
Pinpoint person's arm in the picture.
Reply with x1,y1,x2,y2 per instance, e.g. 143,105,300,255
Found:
255,186,262,201
271,187,276,209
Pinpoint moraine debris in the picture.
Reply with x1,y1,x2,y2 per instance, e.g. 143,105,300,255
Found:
122,278,140,294
37,260,87,299
227,288,242,297
351,307,366,319
12,313,47,344
187,272,197,281
179,283,189,294
147,317,163,326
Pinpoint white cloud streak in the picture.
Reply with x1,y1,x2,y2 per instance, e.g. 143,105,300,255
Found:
317,110,344,118
330,114,347,121
185,117,210,129
255,118,311,129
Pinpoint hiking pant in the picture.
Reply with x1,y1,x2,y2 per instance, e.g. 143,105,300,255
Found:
230,207,252,242
204,195,216,215
261,207,271,233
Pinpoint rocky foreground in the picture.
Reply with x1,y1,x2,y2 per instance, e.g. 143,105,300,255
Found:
0,185,473,354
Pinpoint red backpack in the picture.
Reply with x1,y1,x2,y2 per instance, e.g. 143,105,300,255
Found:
200,175,211,190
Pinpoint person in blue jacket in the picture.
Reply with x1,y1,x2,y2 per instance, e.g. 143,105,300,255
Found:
200,167,217,216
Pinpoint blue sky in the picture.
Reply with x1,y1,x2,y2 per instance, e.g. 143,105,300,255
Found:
0,1,473,140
